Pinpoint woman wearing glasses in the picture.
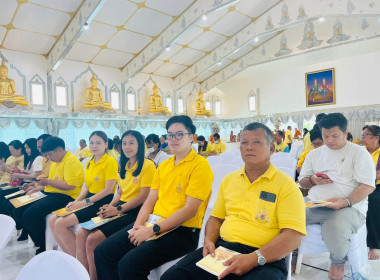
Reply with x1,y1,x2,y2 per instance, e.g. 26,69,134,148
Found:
94,115,213,280
361,125,380,260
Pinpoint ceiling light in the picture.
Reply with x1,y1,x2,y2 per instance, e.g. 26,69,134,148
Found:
217,61,222,65
318,17,325,22
84,23,89,30
202,14,208,21
165,46,171,51
254,37,259,42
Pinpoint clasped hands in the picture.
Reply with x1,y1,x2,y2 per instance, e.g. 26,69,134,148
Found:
97,204,118,219
202,241,257,279
128,225,154,247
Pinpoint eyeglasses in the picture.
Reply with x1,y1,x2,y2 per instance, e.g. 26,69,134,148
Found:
167,132,190,140
361,133,373,138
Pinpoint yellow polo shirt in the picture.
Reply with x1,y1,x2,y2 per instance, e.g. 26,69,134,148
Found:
106,149,118,160
211,163,306,248
76,147,91,159
212,142,227,155
84,154,118,194
119,159,156,202
285,130,293,144
299,132,313,160
297,150,311,168
37,156,51,179
151,150,213,228
1,155,24,183
369,147,380,185
274,142,289,153
44,151,84,199
199,144,215,158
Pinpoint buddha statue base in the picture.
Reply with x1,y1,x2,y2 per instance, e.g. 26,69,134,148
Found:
84,104,114,113
149,109,171,116
196,111,213,118
0,100,29,108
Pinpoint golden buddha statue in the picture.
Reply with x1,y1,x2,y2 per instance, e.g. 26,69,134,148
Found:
84,74,113,112
150,83,170,115
0,60,28,107
196,90,212,117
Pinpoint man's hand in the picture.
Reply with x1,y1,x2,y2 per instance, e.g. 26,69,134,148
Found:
218,253,257,279
97,205,118,219
128,226,154,246
66,200,86,211
311,174,332,185
38,178,50,186
326,197,348,210
20,182,34,191
202,241,216,257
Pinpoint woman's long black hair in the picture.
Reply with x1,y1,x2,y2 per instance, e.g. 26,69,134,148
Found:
197,135,208,152
120,130,145,179
24,138,41,170
0,142,11,162
8,140,26,168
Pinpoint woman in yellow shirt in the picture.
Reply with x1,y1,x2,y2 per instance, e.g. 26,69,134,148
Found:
74,130,155,280
197,135,216,158
49,131,118,257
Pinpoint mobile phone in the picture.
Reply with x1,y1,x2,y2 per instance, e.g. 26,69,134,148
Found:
316,173,332,180
31,178,40,182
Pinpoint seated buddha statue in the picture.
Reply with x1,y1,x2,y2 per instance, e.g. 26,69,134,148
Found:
84,74,113,111
150,83,170,115
0,60,28,107
196,90,212,117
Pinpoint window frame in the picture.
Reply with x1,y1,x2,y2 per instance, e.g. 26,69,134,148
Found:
248,90,256,112
109,84,121,111
126,87,136,112
29,74,46,107
54,78,69,108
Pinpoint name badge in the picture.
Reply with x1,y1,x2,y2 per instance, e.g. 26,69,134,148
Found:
259,191,276,203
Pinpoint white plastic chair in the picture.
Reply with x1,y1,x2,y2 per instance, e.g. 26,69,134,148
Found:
0,214,15,262
271,152,291,159
295,223,367,275
206,155,222,166
276,166,296,180
271,157,297,171
81,157,91,170
16,250,89,280
219,151,237,163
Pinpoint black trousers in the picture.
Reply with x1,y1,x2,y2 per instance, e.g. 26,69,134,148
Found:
0,188,19,215
94,224,200,280
161,239,287,280
367,185,380,249
15,192,73,250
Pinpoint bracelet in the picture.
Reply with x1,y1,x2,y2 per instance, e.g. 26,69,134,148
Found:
345,197,353,207
308,176,315,186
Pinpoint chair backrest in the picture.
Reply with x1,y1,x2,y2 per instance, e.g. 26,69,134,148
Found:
219,151,238,163
276,166,296,180
81,157,91,171
0,215,15,252
207,155,222,166
271,157,297,170
229,157,244,168
16,250,89,280
294,145,304,159
271,152,291,159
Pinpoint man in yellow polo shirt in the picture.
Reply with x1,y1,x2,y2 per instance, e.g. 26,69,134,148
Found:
212,133,227,155
94,115,213,280
285,126,293,150
21,137,84,254
162,122,306,280
76,139,92,161
274,131,289,153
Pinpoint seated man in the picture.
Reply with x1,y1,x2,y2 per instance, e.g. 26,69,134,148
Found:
212,133,227,155
274,131,289,153
76,139,92,161
162,122,306,280
298,113,376,280
14,137,84,254
94,115,213,280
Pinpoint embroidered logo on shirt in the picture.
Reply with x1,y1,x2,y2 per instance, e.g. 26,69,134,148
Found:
94,175,99,182
176,183,182,193
133,177,139,184
255,209,269,224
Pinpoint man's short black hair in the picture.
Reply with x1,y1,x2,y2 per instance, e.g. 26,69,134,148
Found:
242,122,273,144
316,113,327,123
166,115,196,135
146,134,161,149
213,133,220,139
277,130,284,138
41,137,65,153
310,128,322,142
318,112,347,132
37,134,52,142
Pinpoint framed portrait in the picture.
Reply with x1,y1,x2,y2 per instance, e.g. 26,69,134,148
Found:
305,68,335,107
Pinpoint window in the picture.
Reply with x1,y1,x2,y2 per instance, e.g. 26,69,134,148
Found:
205,100,211,111
110,90,120,110
215,100,221,115
177,98,184,114
55,85,67,106
248,91,256,112
31,84,43,105
165,96,172,112
127,92,135,111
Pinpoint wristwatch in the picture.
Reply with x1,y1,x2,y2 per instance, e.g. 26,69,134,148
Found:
254,250,266,266
84,198,91,205
152,224,161,235
116,205,123,213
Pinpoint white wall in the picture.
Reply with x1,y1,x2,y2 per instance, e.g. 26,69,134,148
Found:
215,37,380,119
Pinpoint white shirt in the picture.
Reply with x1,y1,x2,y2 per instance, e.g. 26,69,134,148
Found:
299,142,376,216
145,150,170,167
27,155,44,175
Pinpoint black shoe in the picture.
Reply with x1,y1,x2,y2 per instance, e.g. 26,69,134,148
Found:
35,247,45,255
17,229,28,241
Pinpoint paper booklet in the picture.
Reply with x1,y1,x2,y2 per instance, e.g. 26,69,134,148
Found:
80,214,124,230
196,246,240,276
5,190,25,199
305,200,333,208
1,185,20,190
127,214,179,241
10,191,46,208
52,203,94,217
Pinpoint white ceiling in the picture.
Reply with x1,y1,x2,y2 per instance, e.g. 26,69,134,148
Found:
1,0,380,90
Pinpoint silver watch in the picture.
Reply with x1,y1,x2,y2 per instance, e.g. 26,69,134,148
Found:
254,250,266,266
84,198,91,205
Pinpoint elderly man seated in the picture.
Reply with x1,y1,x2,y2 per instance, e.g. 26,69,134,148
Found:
298,113,376,280
162,122,306,280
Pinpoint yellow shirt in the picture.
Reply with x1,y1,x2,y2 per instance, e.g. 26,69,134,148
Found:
212,142,227,155
119,159,156,202
274,142,289,153
151,150,213,228
106,149,118,160
284,130,293,144
1,155,24,183
36,156,51,179
84,154,118,194
199,144,215,158
299,132,313,159
369,147,380,185
76,147,92,159
44,151,84,199
297,150,311,168
211,164,306,248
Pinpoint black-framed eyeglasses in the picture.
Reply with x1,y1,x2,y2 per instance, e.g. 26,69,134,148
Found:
361,133,374,138
167,132,190,140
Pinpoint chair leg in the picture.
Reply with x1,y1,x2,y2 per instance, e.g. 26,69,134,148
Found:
295,254,303,274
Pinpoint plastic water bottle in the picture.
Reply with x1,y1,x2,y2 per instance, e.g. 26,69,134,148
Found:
351,264,371,280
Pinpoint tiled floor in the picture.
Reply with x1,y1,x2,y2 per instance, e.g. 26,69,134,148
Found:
1,230,379,280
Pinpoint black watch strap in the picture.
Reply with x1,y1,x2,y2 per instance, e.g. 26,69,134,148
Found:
153,223,161,235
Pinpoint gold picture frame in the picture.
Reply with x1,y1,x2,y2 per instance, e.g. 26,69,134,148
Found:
305,68,336,107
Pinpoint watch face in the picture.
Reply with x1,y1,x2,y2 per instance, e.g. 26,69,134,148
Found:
258,257,266,266
117,205,122,212
153,224,160,234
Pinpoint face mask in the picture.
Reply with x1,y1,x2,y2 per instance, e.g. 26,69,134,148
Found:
147,147,155,153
